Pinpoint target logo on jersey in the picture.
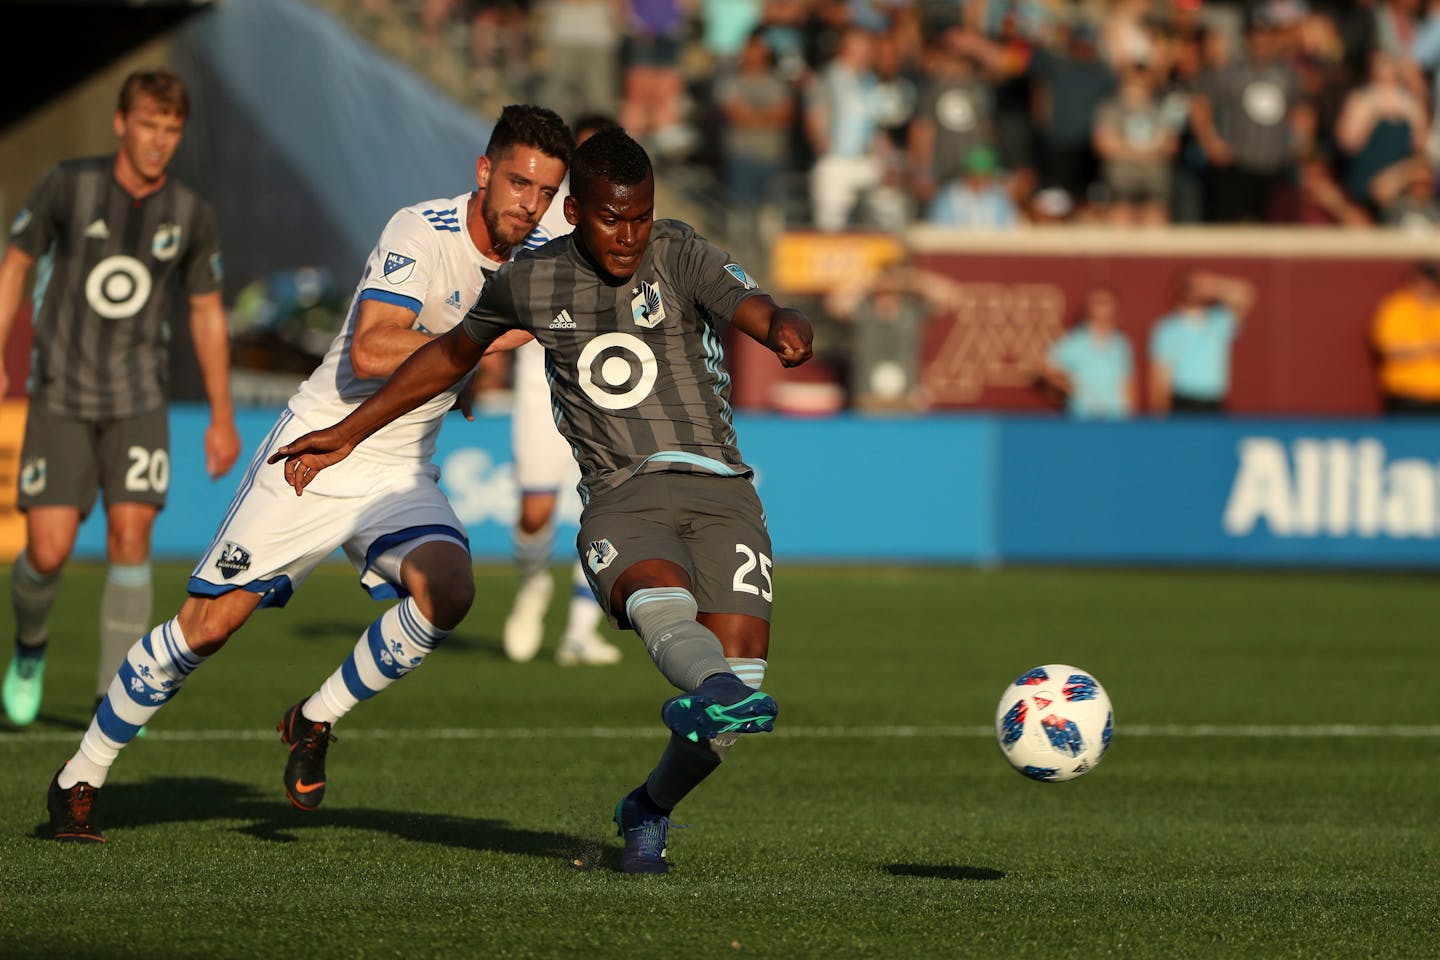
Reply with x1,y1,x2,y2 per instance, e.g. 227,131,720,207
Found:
577,332,658,410
85,255,153,319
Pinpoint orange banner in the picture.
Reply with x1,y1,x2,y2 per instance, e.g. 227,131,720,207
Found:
0,399,26,562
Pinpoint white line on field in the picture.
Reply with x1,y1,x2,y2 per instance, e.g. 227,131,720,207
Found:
2,723,1438,745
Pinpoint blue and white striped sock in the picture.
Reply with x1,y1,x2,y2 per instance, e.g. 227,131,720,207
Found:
60,618,205,788
304,598,448,724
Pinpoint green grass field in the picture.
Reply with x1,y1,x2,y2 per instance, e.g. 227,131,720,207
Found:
1,564,1437,959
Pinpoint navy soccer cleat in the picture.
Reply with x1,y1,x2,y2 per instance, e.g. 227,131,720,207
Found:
48,766,106,843
277,700,335,811
613,785,672,875
661,673,778,743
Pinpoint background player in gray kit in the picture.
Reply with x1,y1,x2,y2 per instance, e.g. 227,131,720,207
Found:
273,127,813,875
0,69,240,730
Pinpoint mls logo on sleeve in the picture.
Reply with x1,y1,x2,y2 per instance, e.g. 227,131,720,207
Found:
152,223,182,261
10,209,30,237
384,252,416,284
631,280,666,329
724,263,758,290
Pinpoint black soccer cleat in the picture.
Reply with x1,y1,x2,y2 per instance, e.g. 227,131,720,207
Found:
613,785,672,875
48,766,106,843
277,700,335,811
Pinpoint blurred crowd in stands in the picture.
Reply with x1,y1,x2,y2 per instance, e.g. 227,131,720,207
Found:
404,0,1440,232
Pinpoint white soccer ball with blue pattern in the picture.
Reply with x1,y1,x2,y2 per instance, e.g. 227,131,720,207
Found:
995,664,1113,783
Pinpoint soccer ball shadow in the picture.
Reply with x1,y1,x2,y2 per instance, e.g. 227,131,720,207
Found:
883,864,1006,882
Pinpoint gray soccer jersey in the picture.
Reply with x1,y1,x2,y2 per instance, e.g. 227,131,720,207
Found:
461,220,765,503
9,155,223,420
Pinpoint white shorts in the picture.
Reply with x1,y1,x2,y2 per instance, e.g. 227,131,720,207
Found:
188,410,469,608
512,339,578,494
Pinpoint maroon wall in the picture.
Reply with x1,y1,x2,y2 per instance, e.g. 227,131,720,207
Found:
732,229,1435,414
911,250,1410,415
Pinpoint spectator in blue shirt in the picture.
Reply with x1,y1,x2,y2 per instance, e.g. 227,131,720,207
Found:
925,144,1020,227
1042,286,1135,419
1147,270,1256,413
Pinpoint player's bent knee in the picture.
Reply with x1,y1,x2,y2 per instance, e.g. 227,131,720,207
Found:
402,550,475,630
176,593,258,656
25,540,73,575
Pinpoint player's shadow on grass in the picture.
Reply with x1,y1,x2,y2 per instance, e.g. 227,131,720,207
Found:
45,776,603,866
885,863,1006,882
10,711,88,732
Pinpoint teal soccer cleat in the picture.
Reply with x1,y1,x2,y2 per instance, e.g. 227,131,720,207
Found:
661,673,777,743
613,785,672,875
3,646,46,727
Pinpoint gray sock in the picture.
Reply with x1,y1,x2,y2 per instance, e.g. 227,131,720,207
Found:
98,563,152,698
624,587,731,691
11,551,61,650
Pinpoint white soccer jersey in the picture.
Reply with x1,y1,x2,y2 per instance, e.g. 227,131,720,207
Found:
511,180,577,491
289,193,501,464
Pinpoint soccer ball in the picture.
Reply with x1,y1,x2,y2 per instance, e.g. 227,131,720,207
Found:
995,664,1113,783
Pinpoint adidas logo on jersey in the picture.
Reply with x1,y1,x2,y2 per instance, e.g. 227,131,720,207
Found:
84,219,110,239
445,290,463,309
551,308,575,329
423,207,461,233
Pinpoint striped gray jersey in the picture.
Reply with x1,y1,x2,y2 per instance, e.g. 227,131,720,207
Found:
9,155,222,419
461,220,765,502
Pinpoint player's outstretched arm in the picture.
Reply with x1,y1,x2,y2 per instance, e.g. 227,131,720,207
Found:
268,325,488,494
731,295,814,368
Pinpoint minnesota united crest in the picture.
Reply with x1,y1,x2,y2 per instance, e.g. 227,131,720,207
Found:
630,280,666,329
586,538,618,574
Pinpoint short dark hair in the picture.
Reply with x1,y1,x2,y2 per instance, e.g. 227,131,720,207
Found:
571,113,620,144
570,127,652,202
117,69,189,119
486,104,574,166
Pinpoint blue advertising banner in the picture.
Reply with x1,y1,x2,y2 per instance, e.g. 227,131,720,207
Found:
79,408,996,566
997,418,1440,565
64,407,1440,568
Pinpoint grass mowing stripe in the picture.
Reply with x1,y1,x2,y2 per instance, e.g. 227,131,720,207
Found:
5,723,1438,744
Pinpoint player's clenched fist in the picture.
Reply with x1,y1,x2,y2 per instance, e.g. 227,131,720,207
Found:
268,430,354,495
769,309,814,368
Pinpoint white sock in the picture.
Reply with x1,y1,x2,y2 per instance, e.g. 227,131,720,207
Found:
304,597,448,724
562,561,604,640
61,618,205,789
514,526,553,581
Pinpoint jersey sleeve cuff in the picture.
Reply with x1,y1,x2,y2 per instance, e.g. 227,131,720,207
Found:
358,288,423,314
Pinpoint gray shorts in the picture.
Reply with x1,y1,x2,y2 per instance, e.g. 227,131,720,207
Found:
577,473,774,629
17,403,170,514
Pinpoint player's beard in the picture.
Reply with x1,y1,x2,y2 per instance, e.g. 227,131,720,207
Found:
481,200,534,260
